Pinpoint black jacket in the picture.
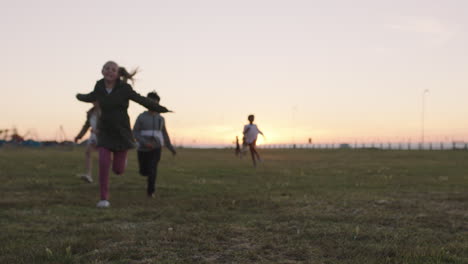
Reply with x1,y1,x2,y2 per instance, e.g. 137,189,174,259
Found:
76,79,170,151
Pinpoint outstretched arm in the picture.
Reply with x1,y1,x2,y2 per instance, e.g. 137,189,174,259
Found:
162,126,176,155
76,90,97,103
127,86,171,113
75,120,90,143
258,128,264,136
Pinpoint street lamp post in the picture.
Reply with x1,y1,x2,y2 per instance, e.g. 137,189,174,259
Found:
421,89,430,149
292,105,298,148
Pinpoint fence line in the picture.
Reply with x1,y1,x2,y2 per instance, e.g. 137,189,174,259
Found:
258,142,468,150
1,139,467,151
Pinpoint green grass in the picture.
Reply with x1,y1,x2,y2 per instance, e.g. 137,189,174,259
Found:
0,147,467,263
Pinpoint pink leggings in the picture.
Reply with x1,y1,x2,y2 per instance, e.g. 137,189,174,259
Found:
98,147,128,200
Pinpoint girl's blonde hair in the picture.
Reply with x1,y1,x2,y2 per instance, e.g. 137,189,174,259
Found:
103,61,138,84
118,66,139,84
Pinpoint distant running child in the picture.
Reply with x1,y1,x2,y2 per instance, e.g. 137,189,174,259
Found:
133,91,176,198
235,136,241,157
243,114,265,167
76,61,171,208
74,102,101,183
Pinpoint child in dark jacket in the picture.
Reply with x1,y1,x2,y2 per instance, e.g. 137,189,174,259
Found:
133,92,176,197
76,61,171,208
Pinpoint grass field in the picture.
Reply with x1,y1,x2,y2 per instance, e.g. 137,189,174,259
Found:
0,147,467,264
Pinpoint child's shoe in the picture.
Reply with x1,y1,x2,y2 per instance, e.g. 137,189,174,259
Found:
96,200,110,208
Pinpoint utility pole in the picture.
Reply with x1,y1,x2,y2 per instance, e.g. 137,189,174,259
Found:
421,89,430,148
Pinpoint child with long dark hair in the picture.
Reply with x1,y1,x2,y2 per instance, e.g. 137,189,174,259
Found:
76,61,171,208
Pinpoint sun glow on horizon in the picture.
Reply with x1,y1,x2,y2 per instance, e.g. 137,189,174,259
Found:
256,136,264,145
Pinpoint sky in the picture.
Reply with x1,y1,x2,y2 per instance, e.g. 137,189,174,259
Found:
1,0,468,145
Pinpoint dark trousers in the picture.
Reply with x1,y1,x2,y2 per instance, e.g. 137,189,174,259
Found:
137,148,162,195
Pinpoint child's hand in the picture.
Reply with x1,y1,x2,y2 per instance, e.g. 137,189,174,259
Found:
145,143,154,149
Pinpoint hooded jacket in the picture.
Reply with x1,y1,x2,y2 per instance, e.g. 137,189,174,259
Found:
133,111,175,153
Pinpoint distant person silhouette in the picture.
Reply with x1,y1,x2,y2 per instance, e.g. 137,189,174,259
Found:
133,91,176,198
243,114,265,167
235,136,241,157
74,102,101,183
76,61,171,208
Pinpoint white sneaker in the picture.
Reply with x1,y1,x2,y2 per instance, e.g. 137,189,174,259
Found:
79,174,93,183
96,200,110,208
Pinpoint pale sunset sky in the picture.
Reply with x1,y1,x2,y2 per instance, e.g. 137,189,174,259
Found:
1,0,467,145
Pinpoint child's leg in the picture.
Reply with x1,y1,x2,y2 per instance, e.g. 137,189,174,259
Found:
85,145,93,177
250,140,261,161
137,151,150,176
98,147,112,200
112,150,128,175
252,146,261,161
147,148,162,195
249,144,257,166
